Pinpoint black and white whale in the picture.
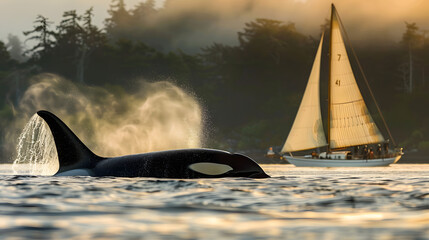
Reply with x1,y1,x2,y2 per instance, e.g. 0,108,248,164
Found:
36,110,270,178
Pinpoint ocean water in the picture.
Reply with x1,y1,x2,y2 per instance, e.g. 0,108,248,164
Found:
0,164,428,240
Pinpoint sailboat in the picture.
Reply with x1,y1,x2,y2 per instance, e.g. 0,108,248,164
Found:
281,4,403,167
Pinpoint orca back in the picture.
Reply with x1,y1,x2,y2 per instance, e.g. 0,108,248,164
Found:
36,110,269,178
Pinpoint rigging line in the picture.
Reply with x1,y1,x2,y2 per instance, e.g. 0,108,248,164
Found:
327,4,334,153
331,99,364,105
333,9,397,147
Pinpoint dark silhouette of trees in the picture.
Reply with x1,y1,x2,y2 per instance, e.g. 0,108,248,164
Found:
0,41,17,73
105,0,132,40
23,15,56,59
201,18,314,143
0,41,18,159
23,9,107,83
6,34,26,62
398,22,428,93
131,0,157,22
0,1,428,154
56,8,106,83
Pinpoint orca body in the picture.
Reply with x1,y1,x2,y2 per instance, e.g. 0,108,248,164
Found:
36,111,270,178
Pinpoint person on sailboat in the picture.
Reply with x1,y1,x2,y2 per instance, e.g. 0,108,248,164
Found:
362,145,368,159
354,146,360,156
377,144,382,157
383,141,389,156
311,151,318,159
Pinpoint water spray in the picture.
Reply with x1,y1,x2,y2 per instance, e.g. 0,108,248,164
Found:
9,74,203,175
13,114,59,175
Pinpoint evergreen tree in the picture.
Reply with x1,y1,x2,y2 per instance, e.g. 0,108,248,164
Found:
132,0,157,20
6,34,25,62
399,22,427,93
105,0,132,39
402,22,424,48
23,15,56,59
0,41,17,72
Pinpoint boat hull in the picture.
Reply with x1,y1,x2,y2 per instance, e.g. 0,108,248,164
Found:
284,155,401,167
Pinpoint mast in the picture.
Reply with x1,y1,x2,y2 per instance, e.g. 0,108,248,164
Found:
327,4,335,153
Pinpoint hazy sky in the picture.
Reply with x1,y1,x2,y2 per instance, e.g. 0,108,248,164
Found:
1,0,428,50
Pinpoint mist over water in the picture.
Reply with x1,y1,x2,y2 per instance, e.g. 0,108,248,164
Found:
8,73,203,173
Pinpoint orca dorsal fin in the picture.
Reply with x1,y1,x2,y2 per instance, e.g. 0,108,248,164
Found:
36,110,103,174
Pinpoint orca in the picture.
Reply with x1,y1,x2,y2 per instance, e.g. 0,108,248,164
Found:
36,110,270,178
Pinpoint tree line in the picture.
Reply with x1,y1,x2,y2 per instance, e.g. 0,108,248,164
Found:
1,0,429,160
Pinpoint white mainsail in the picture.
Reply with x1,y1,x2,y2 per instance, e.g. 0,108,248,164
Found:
329,10,384,149
281,34,327,153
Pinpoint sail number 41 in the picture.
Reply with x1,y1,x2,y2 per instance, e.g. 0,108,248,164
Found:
336,79,341,86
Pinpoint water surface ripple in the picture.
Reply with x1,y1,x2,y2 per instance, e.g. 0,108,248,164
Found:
0,164,428,239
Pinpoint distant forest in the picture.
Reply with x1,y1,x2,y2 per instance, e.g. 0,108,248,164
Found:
1,0,429,159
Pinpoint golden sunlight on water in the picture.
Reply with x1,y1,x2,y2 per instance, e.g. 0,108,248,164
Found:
0,164,427,239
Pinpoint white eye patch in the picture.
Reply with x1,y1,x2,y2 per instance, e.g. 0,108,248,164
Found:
188,162,233,175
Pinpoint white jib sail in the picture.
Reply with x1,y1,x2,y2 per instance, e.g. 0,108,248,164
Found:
282,34,327,153
329,11,384,149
